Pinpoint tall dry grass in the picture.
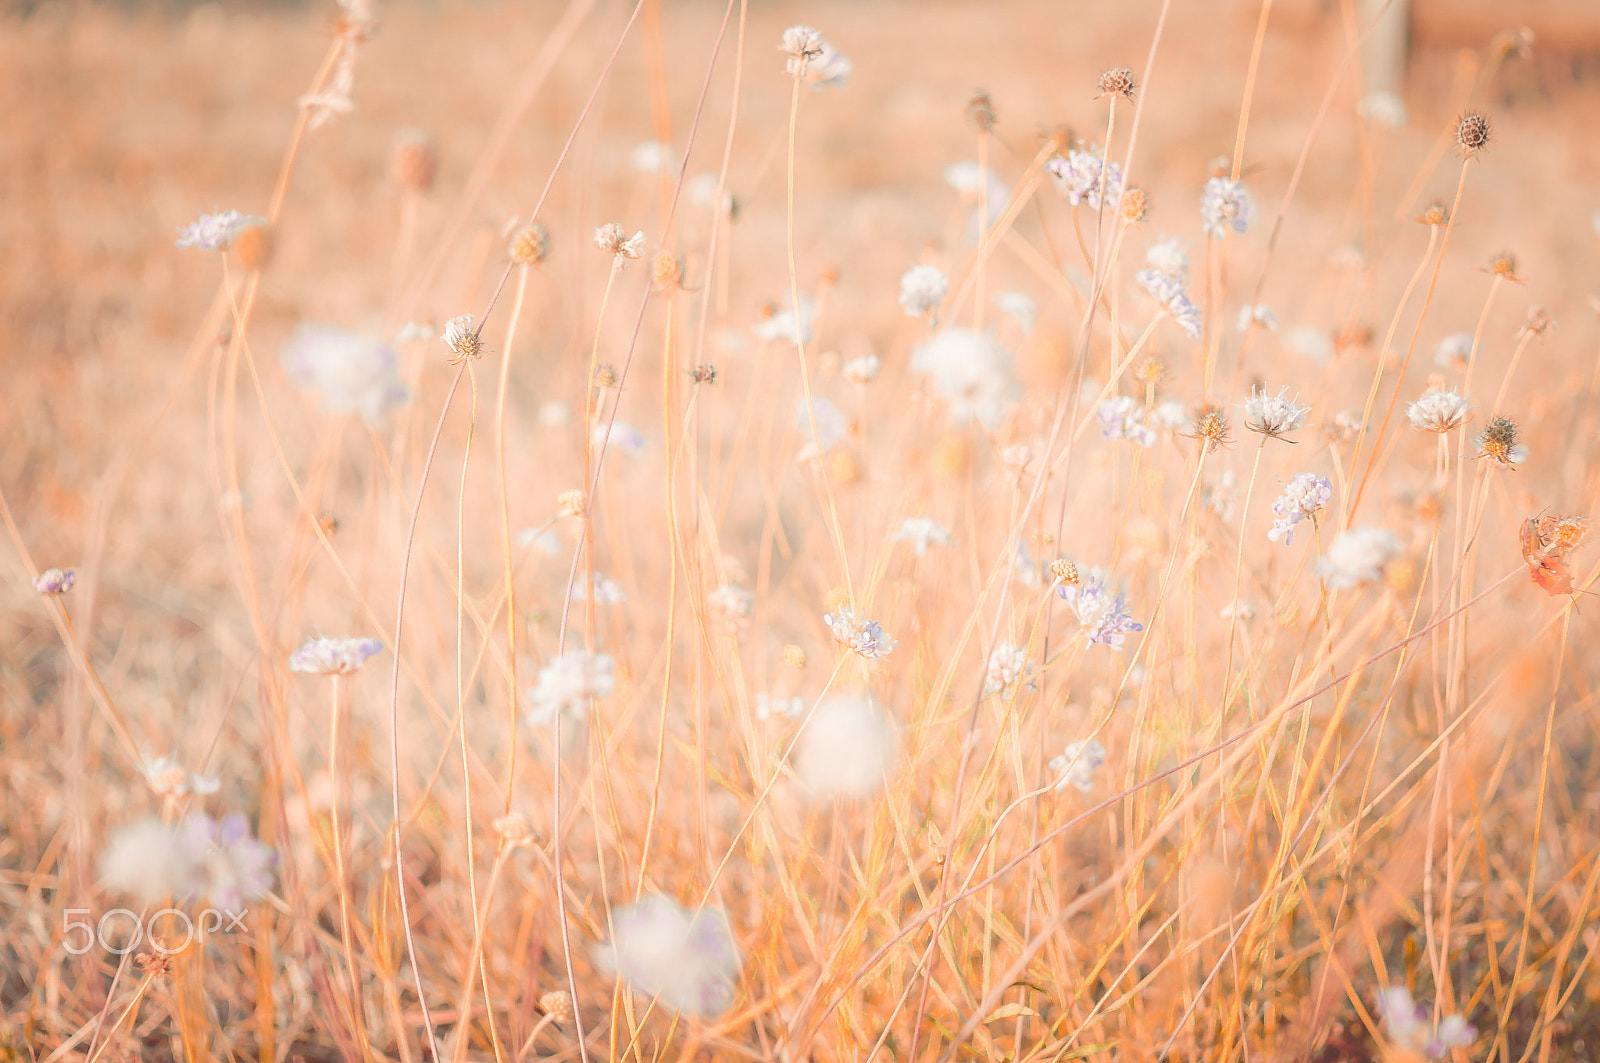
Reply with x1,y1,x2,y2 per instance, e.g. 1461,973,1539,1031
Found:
3,2,1600,1062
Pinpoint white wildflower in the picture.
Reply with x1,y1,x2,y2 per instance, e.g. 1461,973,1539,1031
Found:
1434,332,1473,370
1267,473,1332,545
983,642,1031,698
1407,387,1472,433
794,696,897,799
842,354,881,383
527,651,616,726
1049,740,1107,793
995,291,1037,336
1236,304,1279,332
909,329,1021,430
596,896,742,1018
1242,385,1310,440
1316,527,1402,589
898,265,949,320
894,517,954,557
823,606,896,660
1097,396,1157,446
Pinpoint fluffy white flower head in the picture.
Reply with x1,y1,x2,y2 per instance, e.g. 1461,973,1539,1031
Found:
596,896,742,1018
898,265,949,320
527,651,616,726
1316,527,1402,589
895,517,954,557
1243,385,1310,440
909,329,1021,430
1407,387,1472,433
1050,740,1107,793
795,696,897,800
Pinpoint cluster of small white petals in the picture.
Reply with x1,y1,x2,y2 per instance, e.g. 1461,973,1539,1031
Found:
573,573,626,605
1058,573,1144,649
909,329,1021,430
101,812,274,909
1046,145,1123,210
526,651,616,726
1316,527,1402,589
289,636,384,676
894,517,954,557
1376,986,1475,1060
176,210,265,251
596,896,742,1018
1050,739,1107,793
779,25,824,74
1434,333,1473,369
898,265,949,319
283,324,410,426
34,568,75,595
140,755,221,802
754,296,815,345
797,395,849,457
1236,304,1279,331
1407,387,1472,433
1268,473,1332,545
1136,267,1202,339
1243,385,1311,439
794,696,897,799
1200,176,1254,237
842,354,881,383
823,606,897,660
595,223,646,262
983,642,1031,698
1097,396,1157,447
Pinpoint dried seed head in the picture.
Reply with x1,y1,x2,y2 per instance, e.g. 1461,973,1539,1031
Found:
1519,305,1553,338
1135,356,1166,386
1191,405,1232,452
492,811,533,847
594,223,646,263
782,643,807,669
1120,187,1149,222
780,25,824,74
651,250,684,291
1476,415,1523,466
593,363,619,390
539,990,575,1025
1097,67,1136,102
34,568,76,595
1455,112,1491,157
1418,201,1449,227
689,364,717,385
1487,252,1522,282
442,315,486,363
390,127,438,193
967,91,997,133
558,489,587,518
508,222,550,266
1050,558,1080,585
230,221,273,271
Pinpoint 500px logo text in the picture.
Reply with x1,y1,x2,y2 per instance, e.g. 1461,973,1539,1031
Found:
62,907,250,955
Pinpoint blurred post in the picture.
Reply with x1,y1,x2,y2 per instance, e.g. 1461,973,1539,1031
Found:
1362,0,1409,100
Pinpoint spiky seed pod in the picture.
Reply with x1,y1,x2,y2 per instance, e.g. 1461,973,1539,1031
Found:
1097,67,1135,102
1135,356,1166,386
1121,187,1149,222
1418,201,1449,227
1487,252,1522,282
508,222,550,266
689,364,717,385
1455,112,1491,157
967,91,997,132
390,128,437,193
1192,405,1232,452
1477,415,1521,465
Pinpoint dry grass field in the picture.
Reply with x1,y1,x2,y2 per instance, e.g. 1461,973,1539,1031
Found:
4,0,1600,1061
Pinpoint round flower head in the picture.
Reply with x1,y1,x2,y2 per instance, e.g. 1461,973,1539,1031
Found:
894,517,954,557
1407,387,1472,433
527,650,616,726
1096,67,1135,102
289,636,383,676
595,223,646,264
909,329,1021,430
508,222,550,265
1097,396,1156,447
898,265,949,321
983,642,1031,698
1050,739,1107,793
1376,985,1476,1060
794,695,898,799
1189,405,1232,452
597,896,742,1018
823,606,896,660
779,25,824,74
1455,112,1491,157
1267,473,1332,545
1046,145,1123,211
1316,527,1402,589
967,91,997,132
1058,573,1143,650
34,567,76,595
282,324,410,426
176,209,267,251
442,314,487,363
179,811,276,911
842,354,881,383
1242,385,1310,441
99,818,206,906
1200,176,1253,237
1476,415,1526,467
